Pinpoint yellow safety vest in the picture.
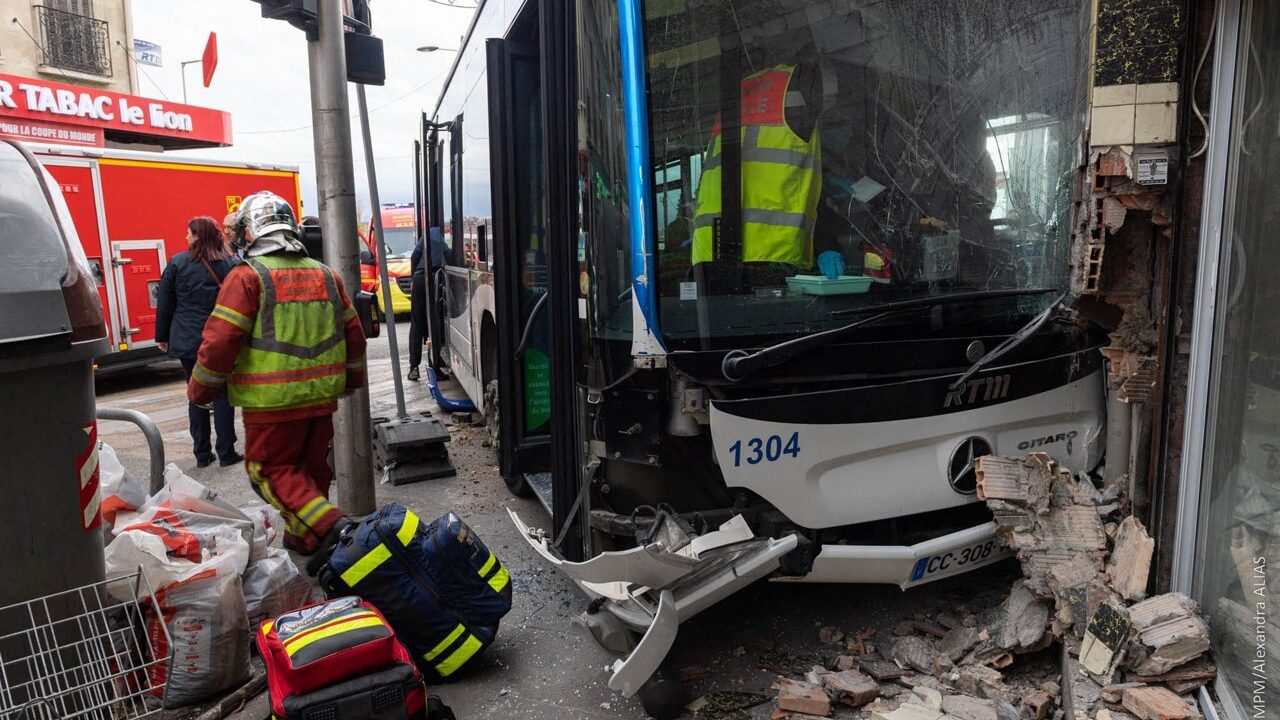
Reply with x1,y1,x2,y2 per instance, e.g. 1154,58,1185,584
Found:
692,64,822,267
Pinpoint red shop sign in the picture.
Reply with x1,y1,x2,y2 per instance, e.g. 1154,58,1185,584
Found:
0,72,232,147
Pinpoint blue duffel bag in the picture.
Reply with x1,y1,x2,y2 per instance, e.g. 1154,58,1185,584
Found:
319,503,513,681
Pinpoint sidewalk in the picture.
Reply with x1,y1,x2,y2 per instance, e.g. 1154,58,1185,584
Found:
95,324,1018,719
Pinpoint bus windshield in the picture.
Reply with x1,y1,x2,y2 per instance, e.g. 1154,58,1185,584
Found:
642,0,1088,344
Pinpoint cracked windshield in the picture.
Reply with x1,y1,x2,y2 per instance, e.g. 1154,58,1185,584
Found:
645,0,1087,341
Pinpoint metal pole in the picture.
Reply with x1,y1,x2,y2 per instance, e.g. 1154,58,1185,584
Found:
96,406,166,494
307,0,376,515
356,83,407,419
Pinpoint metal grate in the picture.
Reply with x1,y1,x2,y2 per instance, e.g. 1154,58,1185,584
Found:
395,276,413,294
34,4,113,77
0,572,169,720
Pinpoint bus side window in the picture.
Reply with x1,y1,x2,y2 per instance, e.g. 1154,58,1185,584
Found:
477,223,488,265
449,114,465,266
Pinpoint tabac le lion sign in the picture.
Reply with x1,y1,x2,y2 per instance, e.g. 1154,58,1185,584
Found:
0,73,232,148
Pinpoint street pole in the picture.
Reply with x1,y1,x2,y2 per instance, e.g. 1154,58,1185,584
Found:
307,0,376,515
356,84,407,419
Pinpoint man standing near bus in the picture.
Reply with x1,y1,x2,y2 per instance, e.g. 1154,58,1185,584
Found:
188,191,366,573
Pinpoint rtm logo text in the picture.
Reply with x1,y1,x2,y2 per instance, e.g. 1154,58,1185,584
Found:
944,375,1011,409
1017,430,1079,451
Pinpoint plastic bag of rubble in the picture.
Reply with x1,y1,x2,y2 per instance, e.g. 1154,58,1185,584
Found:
118,465,272,560
243,547,315,633
144,547,253,706
242,503,285,561
104,518,251,602
99,441,147,538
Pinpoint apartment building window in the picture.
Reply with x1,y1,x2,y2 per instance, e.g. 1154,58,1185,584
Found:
35,0,113,77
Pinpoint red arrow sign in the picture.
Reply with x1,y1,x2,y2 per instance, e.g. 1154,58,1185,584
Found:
201,32,218,88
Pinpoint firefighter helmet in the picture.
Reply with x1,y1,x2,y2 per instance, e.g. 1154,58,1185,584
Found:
235,191,298,248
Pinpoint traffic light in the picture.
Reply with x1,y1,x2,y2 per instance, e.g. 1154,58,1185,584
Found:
249,0,383,84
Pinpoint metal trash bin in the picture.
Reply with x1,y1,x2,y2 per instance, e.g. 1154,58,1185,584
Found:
0,139,118,716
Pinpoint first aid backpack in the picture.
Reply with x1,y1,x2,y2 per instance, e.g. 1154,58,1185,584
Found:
320,504,513,681
257,596,428,719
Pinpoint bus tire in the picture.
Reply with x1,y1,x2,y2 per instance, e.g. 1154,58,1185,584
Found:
486,378,532,498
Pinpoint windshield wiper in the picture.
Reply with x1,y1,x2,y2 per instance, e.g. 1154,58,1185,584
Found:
721,287,1059,383
948,292,1068,391
829,287,1058,318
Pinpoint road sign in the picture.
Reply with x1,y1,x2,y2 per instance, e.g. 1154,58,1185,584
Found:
202,32,218,87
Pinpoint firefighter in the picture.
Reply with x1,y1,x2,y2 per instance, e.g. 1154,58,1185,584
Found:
691,45,846,281
188,191,366,573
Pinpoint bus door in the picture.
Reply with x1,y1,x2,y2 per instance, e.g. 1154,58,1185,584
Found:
487,35,554,500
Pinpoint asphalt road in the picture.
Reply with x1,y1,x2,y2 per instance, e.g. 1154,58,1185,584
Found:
94,321,1020,719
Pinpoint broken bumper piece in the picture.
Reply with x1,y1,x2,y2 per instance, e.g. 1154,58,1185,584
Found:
508,508,798,696
772,521,1012,589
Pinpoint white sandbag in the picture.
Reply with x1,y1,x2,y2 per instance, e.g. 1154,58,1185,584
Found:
105,526,250,602
242,503,284,562
146,564,252,706
98,441,147,534
243,548,315,632
119,465,270,559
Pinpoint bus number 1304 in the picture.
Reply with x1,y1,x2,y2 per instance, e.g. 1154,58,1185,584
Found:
729,432,800,467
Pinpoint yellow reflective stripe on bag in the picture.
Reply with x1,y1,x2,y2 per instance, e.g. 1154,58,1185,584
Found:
397,510,419,545
424,624,467,662
340,544,391,587
284,615,384,657
434,635,483,677
477,552,509,594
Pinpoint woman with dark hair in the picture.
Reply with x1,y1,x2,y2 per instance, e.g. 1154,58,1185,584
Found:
156,216,243,467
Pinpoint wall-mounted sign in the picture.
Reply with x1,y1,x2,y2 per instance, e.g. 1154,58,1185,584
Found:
133,39,163,67
0,117,102,147
0,73,232,147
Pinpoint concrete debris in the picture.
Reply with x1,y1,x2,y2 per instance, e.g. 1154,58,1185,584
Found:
1080,600,1131,678
862,658,908,681
891,636,938,675
822,669,880,707
1100,683,1146,704
913,619,950,639
1124,594,1211,676
939,626,981,663
1106,517,1155,602
832,655,858,672
819,626,845,645
776,678,832,717
1024,688,1057,720
1120,686,1201,720
942,694,998,720
907,685,944,711
1132,656,1217,694
870,700,945,720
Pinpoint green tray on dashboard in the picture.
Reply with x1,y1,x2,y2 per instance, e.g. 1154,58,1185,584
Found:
785,275,874,296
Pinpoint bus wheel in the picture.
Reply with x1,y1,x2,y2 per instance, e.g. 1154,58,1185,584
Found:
486,379,533,498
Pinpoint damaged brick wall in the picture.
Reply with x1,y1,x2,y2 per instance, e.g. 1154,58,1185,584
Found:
1068,0,1207,592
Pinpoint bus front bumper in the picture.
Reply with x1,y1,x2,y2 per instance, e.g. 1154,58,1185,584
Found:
510,509,1010,697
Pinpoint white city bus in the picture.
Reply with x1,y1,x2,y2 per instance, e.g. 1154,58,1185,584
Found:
417,0,1103,710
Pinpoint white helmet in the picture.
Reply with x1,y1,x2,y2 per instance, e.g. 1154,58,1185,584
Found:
235,191,298,249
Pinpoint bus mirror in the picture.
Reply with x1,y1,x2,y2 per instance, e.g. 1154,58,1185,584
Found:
354,290,380,338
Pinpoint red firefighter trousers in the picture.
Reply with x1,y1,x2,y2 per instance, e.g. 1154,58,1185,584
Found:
244,415,345,554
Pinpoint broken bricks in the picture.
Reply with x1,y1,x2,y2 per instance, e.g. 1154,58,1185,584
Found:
1120,686,1201,720
891,635,937,675
1124,594,1211,676
776,678,832,717
1106,517,1155,602
822,669,880,707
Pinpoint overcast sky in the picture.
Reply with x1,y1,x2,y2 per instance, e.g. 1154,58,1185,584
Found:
131,0,476,215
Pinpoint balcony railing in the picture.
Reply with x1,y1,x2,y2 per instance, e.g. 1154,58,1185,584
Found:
34,4,112,78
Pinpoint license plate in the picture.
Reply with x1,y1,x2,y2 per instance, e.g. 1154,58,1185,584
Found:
909,538,1010,583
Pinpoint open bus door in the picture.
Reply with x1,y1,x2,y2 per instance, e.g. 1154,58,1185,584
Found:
486,36,554,503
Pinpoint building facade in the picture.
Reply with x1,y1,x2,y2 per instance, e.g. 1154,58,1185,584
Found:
0,0,137,95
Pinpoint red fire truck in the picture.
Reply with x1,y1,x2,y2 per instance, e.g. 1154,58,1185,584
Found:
31,144,302,371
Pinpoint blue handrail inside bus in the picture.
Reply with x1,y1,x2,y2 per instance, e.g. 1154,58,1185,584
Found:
426,367,477,413
618,0,666,357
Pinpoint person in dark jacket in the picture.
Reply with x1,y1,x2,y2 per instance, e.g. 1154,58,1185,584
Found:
406,227,453,381
156,216,243,468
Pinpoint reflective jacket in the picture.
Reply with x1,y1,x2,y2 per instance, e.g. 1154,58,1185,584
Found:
692,64,823,267
188,252,367,420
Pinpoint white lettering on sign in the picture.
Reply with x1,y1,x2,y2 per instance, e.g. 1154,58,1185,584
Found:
0,80,15,109
16,82,116,122
118,99,144,125
148,103,192,132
